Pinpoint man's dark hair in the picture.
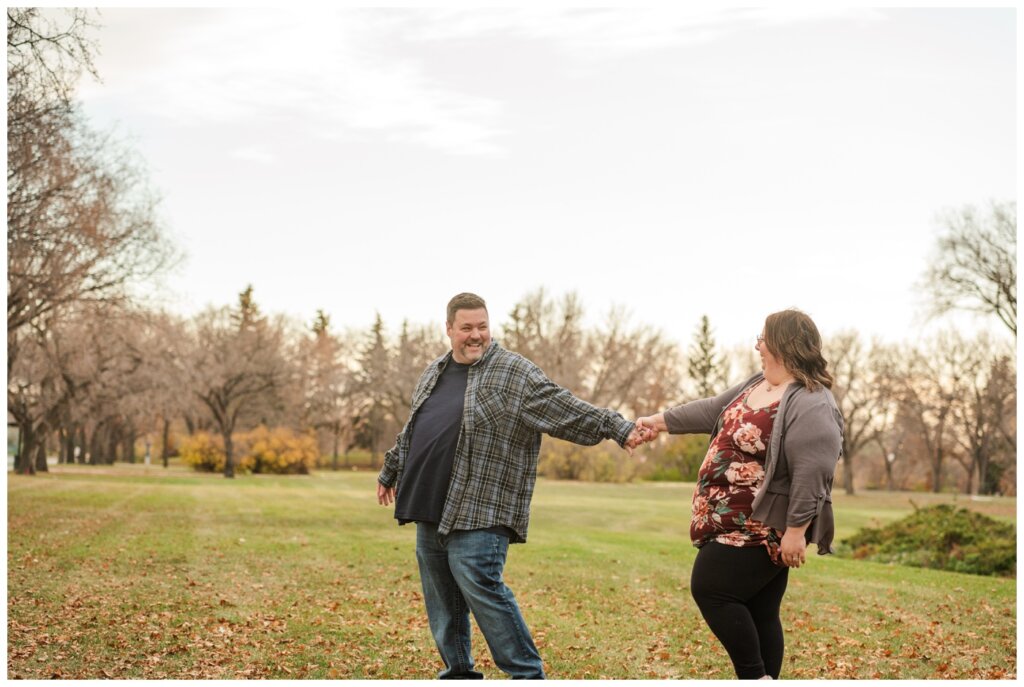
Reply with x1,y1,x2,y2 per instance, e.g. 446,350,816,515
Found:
447,292,487,324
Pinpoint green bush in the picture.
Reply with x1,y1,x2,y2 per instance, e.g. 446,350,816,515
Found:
538,439,636,483
644,434,709,482
839,504,1016,577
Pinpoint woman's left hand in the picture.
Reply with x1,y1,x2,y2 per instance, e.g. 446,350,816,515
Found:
779,526,809,568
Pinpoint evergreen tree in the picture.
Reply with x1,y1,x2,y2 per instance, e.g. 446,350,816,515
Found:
687,315,725,399
233,284,263,331
312,309,331,338
355,313,391,468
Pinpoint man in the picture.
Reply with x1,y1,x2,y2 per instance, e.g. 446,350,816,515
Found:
377,292,645,679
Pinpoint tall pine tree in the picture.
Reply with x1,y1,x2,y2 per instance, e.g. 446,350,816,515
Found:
687,315,726,399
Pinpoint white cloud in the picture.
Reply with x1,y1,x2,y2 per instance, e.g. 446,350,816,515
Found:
81,7,881,158
84,9,506,156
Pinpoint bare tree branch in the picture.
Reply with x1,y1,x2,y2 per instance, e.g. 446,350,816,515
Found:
921,200,1017,337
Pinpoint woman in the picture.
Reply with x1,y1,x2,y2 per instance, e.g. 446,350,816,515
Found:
636,309,843,680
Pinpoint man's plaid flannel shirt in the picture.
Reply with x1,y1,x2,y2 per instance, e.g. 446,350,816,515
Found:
378,341,635,543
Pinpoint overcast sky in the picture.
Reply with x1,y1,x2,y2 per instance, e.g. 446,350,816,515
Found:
75,7,1016,350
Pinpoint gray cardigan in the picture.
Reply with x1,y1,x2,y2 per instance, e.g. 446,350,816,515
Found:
663,372,844,554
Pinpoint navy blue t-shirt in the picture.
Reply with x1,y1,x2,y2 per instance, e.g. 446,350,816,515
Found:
394,360,470,525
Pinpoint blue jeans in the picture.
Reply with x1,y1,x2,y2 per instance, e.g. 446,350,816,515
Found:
415,523,545,679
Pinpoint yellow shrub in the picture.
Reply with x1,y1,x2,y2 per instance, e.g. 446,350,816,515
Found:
179,432,226,472
179,431,255,473
239,426,319,475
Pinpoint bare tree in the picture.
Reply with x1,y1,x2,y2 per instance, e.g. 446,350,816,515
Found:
503,289,681,415
585,305,682,415
7,120,174,336
503,290,682,480
869,342,911,491
7,317,68,474
872,423,907,491
67,306,157,467
8,301,147,473
825,332,891,495
388,319,445,427
8,9,174,347
301,310,363,470
7,9,98,119
129,311,195,467
921,200,1016,337
186,289,290,478
503,288,586,392
949,336,1016,494
7,9,177,474
897,332,975,493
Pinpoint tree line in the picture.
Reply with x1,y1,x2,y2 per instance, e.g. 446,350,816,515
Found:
7,9,1017,494
7,279,1016,495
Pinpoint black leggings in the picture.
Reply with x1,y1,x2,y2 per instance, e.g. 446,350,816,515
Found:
690,542,789,679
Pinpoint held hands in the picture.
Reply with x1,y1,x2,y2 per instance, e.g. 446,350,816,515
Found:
623,415,665,454
635,416,662,443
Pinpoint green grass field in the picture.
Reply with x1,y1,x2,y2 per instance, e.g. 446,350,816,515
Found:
7,465,1016,679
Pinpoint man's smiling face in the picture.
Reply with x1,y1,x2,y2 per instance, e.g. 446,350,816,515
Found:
447,307,490,364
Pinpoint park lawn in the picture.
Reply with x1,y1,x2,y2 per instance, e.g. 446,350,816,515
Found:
7,467,1016,679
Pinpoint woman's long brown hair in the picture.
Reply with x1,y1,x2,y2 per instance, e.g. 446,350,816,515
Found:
763,309,834,391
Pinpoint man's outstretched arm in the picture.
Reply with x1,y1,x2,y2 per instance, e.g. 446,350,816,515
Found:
520,366,636,450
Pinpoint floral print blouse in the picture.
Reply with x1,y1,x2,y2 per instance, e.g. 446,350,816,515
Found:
690,382,783,565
